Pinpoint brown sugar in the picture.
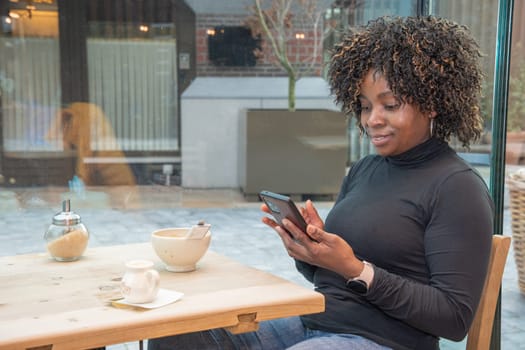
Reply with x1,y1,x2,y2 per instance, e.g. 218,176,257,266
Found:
47,229,88,260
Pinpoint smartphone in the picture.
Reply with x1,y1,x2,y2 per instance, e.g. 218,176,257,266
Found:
259,190,308,234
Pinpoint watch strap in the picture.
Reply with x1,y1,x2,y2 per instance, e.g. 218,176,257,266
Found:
346,261,374,293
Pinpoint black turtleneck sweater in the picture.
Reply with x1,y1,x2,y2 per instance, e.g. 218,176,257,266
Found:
298,138,494,350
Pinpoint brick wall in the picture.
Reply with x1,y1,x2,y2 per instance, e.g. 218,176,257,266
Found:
196,13,323,78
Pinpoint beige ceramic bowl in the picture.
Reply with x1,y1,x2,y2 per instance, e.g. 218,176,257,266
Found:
151,228,211,272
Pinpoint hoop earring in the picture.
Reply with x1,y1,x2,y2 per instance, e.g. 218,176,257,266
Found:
430,118,434,137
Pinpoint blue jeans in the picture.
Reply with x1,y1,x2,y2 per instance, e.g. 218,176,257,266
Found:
147,316,392,350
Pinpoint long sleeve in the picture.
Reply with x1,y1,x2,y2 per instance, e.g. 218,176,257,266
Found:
366,170,493,340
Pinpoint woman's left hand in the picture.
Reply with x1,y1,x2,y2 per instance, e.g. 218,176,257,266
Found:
277,218,364,280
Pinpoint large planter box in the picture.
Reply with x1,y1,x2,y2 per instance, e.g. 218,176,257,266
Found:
2,152,76,186
239,109,348,200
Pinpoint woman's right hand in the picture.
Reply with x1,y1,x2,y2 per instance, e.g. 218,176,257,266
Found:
300,199,324,230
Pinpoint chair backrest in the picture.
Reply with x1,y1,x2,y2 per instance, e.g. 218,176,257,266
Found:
466,235,511,350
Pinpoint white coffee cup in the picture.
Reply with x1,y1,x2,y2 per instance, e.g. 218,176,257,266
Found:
120,259,160,303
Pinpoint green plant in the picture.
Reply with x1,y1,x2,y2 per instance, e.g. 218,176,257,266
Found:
245,0,328,111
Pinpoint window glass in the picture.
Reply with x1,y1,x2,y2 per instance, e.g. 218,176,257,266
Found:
0,1,518,348
0,0,180,191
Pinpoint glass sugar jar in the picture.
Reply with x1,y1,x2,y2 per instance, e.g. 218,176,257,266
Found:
44,199,89,262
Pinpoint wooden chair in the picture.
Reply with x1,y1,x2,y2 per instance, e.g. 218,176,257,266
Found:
466,235,511,350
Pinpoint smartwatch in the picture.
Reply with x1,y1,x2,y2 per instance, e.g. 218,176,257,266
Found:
346,261,374,294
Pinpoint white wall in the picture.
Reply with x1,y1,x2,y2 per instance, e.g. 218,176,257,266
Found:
181,77,340,188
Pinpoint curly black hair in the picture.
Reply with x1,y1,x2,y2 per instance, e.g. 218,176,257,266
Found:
328,16,484,147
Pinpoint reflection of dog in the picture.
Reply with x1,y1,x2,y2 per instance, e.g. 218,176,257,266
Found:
48,102,136,186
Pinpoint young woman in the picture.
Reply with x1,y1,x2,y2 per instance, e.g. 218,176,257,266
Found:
149,16,493,350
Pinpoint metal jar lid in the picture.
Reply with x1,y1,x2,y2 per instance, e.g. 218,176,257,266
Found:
52,199,81,226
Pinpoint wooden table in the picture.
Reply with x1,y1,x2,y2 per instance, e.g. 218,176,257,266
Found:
0,243,324,350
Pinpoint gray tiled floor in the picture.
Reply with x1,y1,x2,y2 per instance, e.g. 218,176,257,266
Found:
1,185,523,350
